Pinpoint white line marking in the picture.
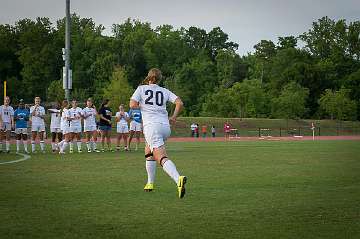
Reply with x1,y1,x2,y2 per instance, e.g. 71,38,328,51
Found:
0,153,31,165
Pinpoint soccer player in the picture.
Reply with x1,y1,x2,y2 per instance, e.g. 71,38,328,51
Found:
83,98,100,153
127,106,142,151
14,99,30,153
0,96,15,153
115,104,130,151
224,121,231,139
98,99,113,152
68,99,83,153
58,100,71,154
30,97,46,153
130,68,187,198
48,103,62,153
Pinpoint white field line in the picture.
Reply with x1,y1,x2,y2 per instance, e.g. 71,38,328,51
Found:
0,153,31,165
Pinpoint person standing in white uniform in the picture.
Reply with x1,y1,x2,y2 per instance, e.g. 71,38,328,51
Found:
115,104,130,151
68,99,83,153
0,96,15,153
48,102,62,152
83,98,100,153
58,100,71,154
130,68,187,199
30,97,46,153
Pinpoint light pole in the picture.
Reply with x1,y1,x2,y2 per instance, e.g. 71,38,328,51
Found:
63,0,72,101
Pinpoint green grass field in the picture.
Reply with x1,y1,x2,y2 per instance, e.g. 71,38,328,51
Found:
1,140,360,238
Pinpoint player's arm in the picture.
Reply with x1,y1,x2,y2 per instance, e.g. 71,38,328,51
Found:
39,107,45,119
115,113,120,122
11,110,15,128
169,97,183,123
30,106,36,116
129,100,139,109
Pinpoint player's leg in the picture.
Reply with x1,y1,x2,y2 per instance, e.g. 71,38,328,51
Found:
4,124,11,153
135,130,141,151
143,144,156,192
59,132,70,154
22,131,28,153
92,130,99,152
0,128,4,152
85,131,91,152
116,132,121,151
31,130,37,153
123,132,129,151
51,131,57,152
69,132,75,153
39,127,45,153
76,131,82,153
16,131,21,153
100,129,106,152
106,130,112,151
128,129,134,150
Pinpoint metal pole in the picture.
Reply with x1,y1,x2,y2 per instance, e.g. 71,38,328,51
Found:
65,0,71,101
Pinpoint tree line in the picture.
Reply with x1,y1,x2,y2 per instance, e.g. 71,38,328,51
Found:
0,15,359,120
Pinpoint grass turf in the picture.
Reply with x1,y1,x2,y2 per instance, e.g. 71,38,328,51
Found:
0,140,359,238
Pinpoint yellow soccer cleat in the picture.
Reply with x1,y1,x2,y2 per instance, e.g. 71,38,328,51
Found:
177,176,187,199
144,183,154,192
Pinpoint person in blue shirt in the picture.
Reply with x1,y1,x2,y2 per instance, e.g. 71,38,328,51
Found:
14,99,30,153
127,108,142,151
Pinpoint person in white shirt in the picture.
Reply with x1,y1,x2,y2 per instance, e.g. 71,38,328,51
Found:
48,102,62,153
29,96,46,153
115,104,130,151
68,99,83,153
130,68,187,198
83,98,100,153
58,100,71,154
0,96,15,153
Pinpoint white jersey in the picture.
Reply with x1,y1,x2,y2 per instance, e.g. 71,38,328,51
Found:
0,105,14,123
49,109,61,129
60,109,70,129
30,105,45,125
115,111,129,126
131,84,178,127
68,107,83,127
83,107,97,127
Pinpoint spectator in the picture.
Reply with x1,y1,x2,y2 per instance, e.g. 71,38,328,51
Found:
224,121,231,139
211,125,216,137
195,123,199,138
190,123,196,137
202,125,207,138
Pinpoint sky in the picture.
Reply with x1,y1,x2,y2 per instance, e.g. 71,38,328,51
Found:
1,0,359,55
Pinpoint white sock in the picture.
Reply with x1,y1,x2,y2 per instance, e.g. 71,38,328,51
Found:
146,160,157,184
162,160,180,184
16,140,20,151
86,142,91,151
0,142,2,151
6,141,10,151
24,141,28,152
61,141,69,152
31,141,36,152
69,142,73,151
40,141,45,151
77,141,82,151
92,141,97,150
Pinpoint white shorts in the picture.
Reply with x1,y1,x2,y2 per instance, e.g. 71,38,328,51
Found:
1,122,12,131
130,121,142,132
62,127,71,135
84,125,97,132
15,128,28,135
51,127,61,133
70,125,82,133
143,123,171,152
32,124,45,132
117,124,129,134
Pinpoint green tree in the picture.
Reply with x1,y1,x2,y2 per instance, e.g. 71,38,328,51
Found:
271,82,309,119
319,88,357,120
103,66,133,112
